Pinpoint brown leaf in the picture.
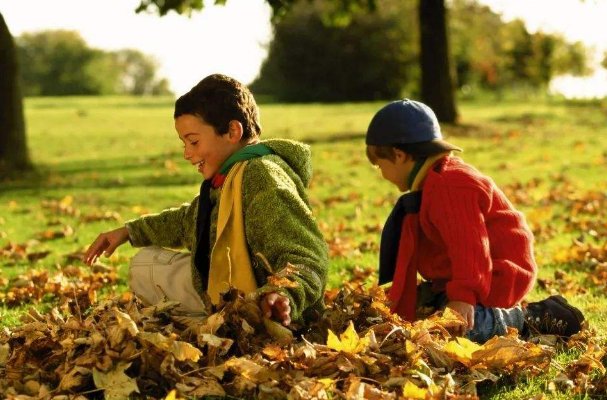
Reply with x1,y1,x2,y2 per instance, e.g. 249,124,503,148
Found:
58,366,91,391
176,377,226,397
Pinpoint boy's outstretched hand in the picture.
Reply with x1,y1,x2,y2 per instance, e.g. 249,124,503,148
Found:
446,300,475,335
84,226,130,266
261,293,291,326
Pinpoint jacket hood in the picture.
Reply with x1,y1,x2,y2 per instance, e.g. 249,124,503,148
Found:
261,139,313,187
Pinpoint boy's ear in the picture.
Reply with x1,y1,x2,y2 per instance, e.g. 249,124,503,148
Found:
227,120,244,143
393,148,410,164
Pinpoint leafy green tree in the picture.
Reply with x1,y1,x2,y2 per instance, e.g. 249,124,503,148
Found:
16,31,171,96
112,49,171,95
502,20,535,84
450,1,589,93
84,50,122,95
550,39,590,77
449,0,507,89
17,30,101,95
251,0,418,102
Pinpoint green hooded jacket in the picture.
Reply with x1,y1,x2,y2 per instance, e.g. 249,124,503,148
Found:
125,139,328,322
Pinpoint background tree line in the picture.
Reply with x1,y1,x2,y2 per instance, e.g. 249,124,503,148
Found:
0,0,597,175
16,30,172,96
251,0,590,102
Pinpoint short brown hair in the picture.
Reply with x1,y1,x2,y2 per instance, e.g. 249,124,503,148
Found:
366,142,446,164
174,74,261,141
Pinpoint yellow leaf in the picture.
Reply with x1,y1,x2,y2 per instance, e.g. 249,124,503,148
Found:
318,378,334,388
164,389,178,400
224,357,275,382
471,335,549,369
60,195,74,207
443,337,482,367
199,313,225,334
326,320,370,354
436,307,468,329
402,380,428,399
139,332,202,362
93,362,139,400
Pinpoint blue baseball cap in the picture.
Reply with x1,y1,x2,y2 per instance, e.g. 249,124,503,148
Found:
366,99,461,152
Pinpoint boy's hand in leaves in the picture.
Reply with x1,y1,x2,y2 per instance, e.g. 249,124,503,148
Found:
446,300,475,335
260,293,291,326
84,226,130,266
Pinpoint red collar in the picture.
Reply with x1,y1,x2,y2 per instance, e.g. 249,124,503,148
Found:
211,174,226,188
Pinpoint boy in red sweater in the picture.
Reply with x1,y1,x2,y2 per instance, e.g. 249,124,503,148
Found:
367,99,584,342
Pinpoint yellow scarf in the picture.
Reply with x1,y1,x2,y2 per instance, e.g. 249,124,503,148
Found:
409,152,452,192
207,161,258,304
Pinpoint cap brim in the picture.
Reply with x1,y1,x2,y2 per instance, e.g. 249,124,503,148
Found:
392,139,461,156
429,139,462,153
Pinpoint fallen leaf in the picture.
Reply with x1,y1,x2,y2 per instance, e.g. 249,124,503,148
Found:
139,331,202,362
93,362,139,400
327,320,370,354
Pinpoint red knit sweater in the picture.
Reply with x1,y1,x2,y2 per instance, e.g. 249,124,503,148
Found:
392,156,537,313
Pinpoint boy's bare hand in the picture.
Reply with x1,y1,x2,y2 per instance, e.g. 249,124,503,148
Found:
260,293,291,326
446,300,475,335
84,227,129,266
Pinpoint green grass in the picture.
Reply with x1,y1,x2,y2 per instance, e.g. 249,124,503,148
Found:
1,95,607,398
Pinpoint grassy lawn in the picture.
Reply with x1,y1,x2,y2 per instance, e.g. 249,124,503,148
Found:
1,96,606,398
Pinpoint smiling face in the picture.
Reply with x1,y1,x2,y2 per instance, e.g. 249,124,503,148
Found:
175,114,243,179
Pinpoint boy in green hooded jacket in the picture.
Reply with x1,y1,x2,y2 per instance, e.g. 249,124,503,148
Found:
85,74,328,326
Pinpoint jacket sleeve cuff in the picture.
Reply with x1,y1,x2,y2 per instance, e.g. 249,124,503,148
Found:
124,220,148,247
445,286,478,306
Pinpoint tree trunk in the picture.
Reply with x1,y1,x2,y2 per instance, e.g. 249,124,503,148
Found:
0,12,31,176
419,0,458,123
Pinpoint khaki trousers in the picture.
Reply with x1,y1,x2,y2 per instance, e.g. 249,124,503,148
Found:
129,246,206,313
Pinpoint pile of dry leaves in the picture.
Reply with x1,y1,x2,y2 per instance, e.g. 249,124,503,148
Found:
3,281,603,400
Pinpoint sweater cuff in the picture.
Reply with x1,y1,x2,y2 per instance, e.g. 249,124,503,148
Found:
446,286,478,306
124,220,147,247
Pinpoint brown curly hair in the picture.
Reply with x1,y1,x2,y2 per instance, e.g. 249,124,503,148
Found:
174,74,261,141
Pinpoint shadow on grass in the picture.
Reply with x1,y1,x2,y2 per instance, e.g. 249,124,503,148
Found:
27,98,175,110
476,376,521,399
300,131,366,144
491,112,556,125
300,123,496,143
0,152,200,194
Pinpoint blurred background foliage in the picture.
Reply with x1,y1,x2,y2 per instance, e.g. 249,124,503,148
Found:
15,30,172,96
10,0,594,101
251,0,590,102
